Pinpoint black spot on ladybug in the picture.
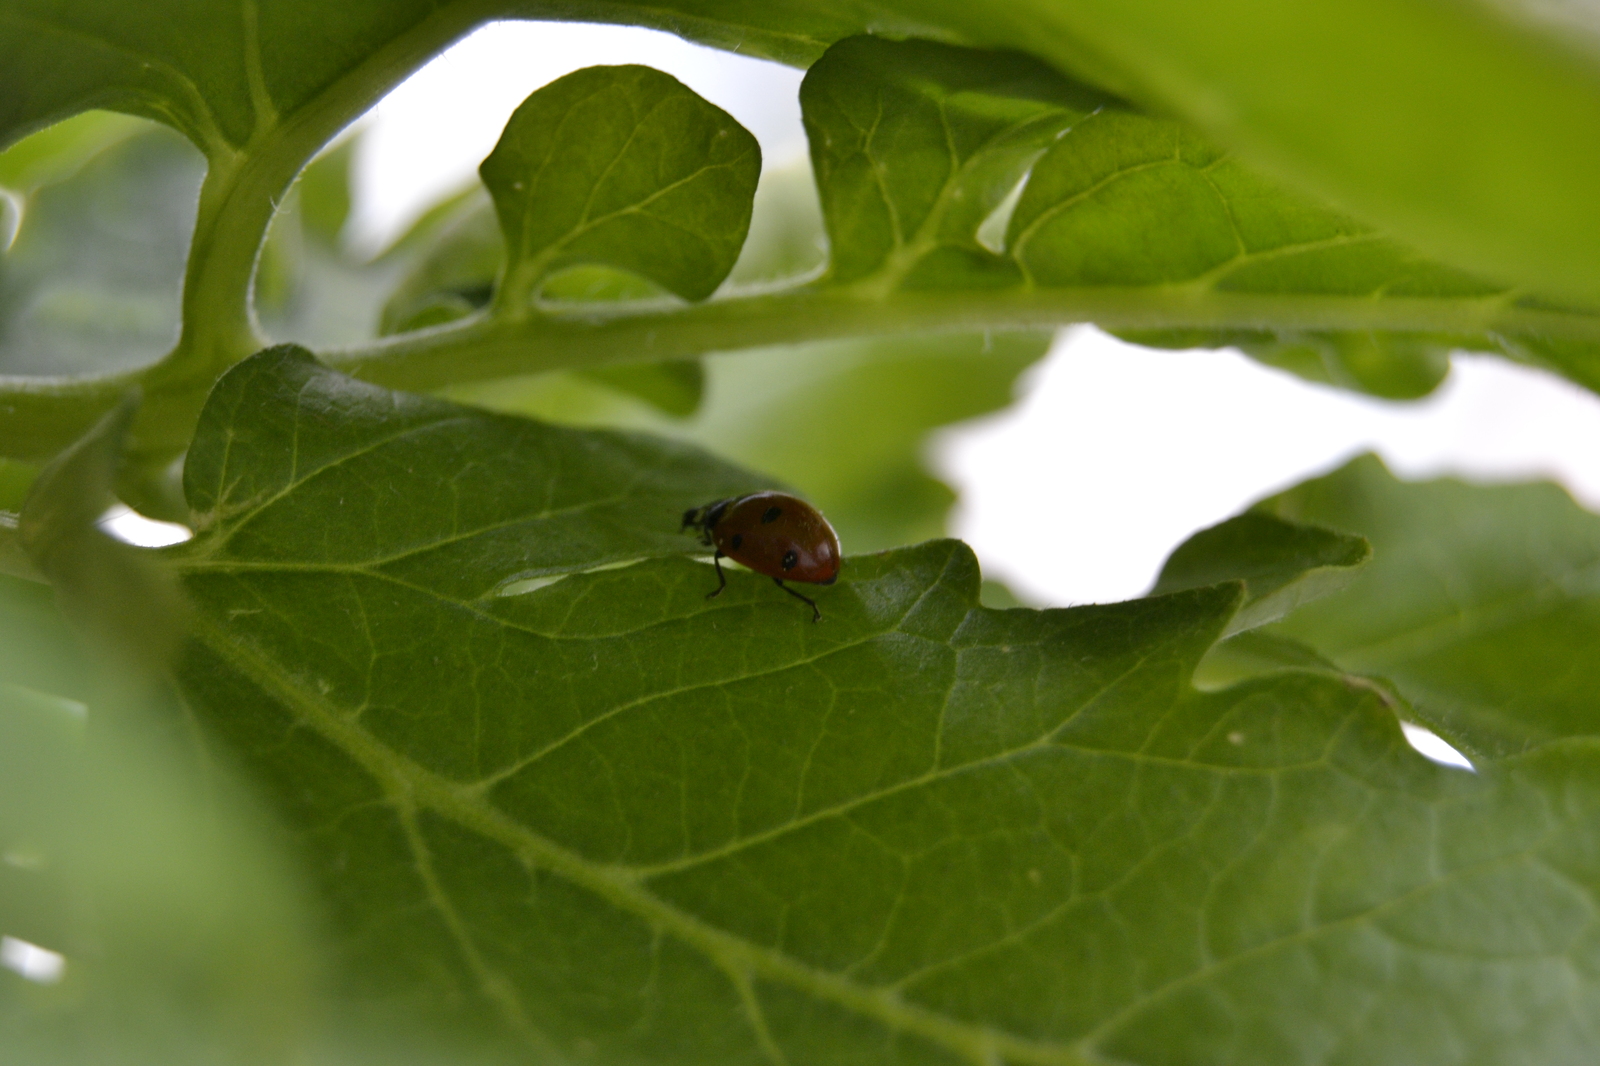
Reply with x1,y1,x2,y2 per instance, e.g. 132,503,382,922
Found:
761,506,783,524
730,533,743,550
781,549,798,570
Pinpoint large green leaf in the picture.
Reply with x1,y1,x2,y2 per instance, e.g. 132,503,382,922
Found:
155,350,1600,1063
795,36,1594,401
1241,455,1600,760
952,0,1600,301
1000,101,1529,399
800,36,1107,289
480,65,761,307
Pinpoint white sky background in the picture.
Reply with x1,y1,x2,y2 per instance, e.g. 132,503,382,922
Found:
348,20,1600,611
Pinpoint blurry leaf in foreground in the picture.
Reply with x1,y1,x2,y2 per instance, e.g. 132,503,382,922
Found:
157,349,1600,1064
0,572,317,1066
1251,454,1600,759
18,394,185,671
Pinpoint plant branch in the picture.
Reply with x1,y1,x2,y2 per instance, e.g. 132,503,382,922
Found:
129,0,502,468
322,286,1600,393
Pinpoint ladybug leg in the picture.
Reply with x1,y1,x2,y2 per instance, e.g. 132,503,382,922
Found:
706,551,727,599
774,578,822,622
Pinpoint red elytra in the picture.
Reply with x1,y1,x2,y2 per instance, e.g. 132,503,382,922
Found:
681,491,841,621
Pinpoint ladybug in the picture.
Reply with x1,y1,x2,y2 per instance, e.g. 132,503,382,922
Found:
681,491,841,621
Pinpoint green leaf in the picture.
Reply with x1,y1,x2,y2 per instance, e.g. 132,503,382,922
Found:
181,345,767,582
1250,455,1600,759
963,0,1600,301
1153,510,1370,637
162,351,1600,1063
801,36,1108,289
1010,103,1424,294
0,122,204,376
480,65,761,307
17,393,186,671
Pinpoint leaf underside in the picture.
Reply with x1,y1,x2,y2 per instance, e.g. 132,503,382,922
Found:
157,351,1600,1065
1259,455,1600,760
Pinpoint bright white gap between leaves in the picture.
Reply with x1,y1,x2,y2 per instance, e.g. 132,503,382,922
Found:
938,328,1600,605
2,935,65,984
1399,723,1476,771
99,504,192,547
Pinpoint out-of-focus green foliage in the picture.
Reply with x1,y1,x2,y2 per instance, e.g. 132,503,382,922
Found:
0,119,203,375
0,416,315,1066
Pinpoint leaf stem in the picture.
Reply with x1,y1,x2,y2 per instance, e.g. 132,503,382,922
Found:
323,286,1600,393
125,0,500,466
